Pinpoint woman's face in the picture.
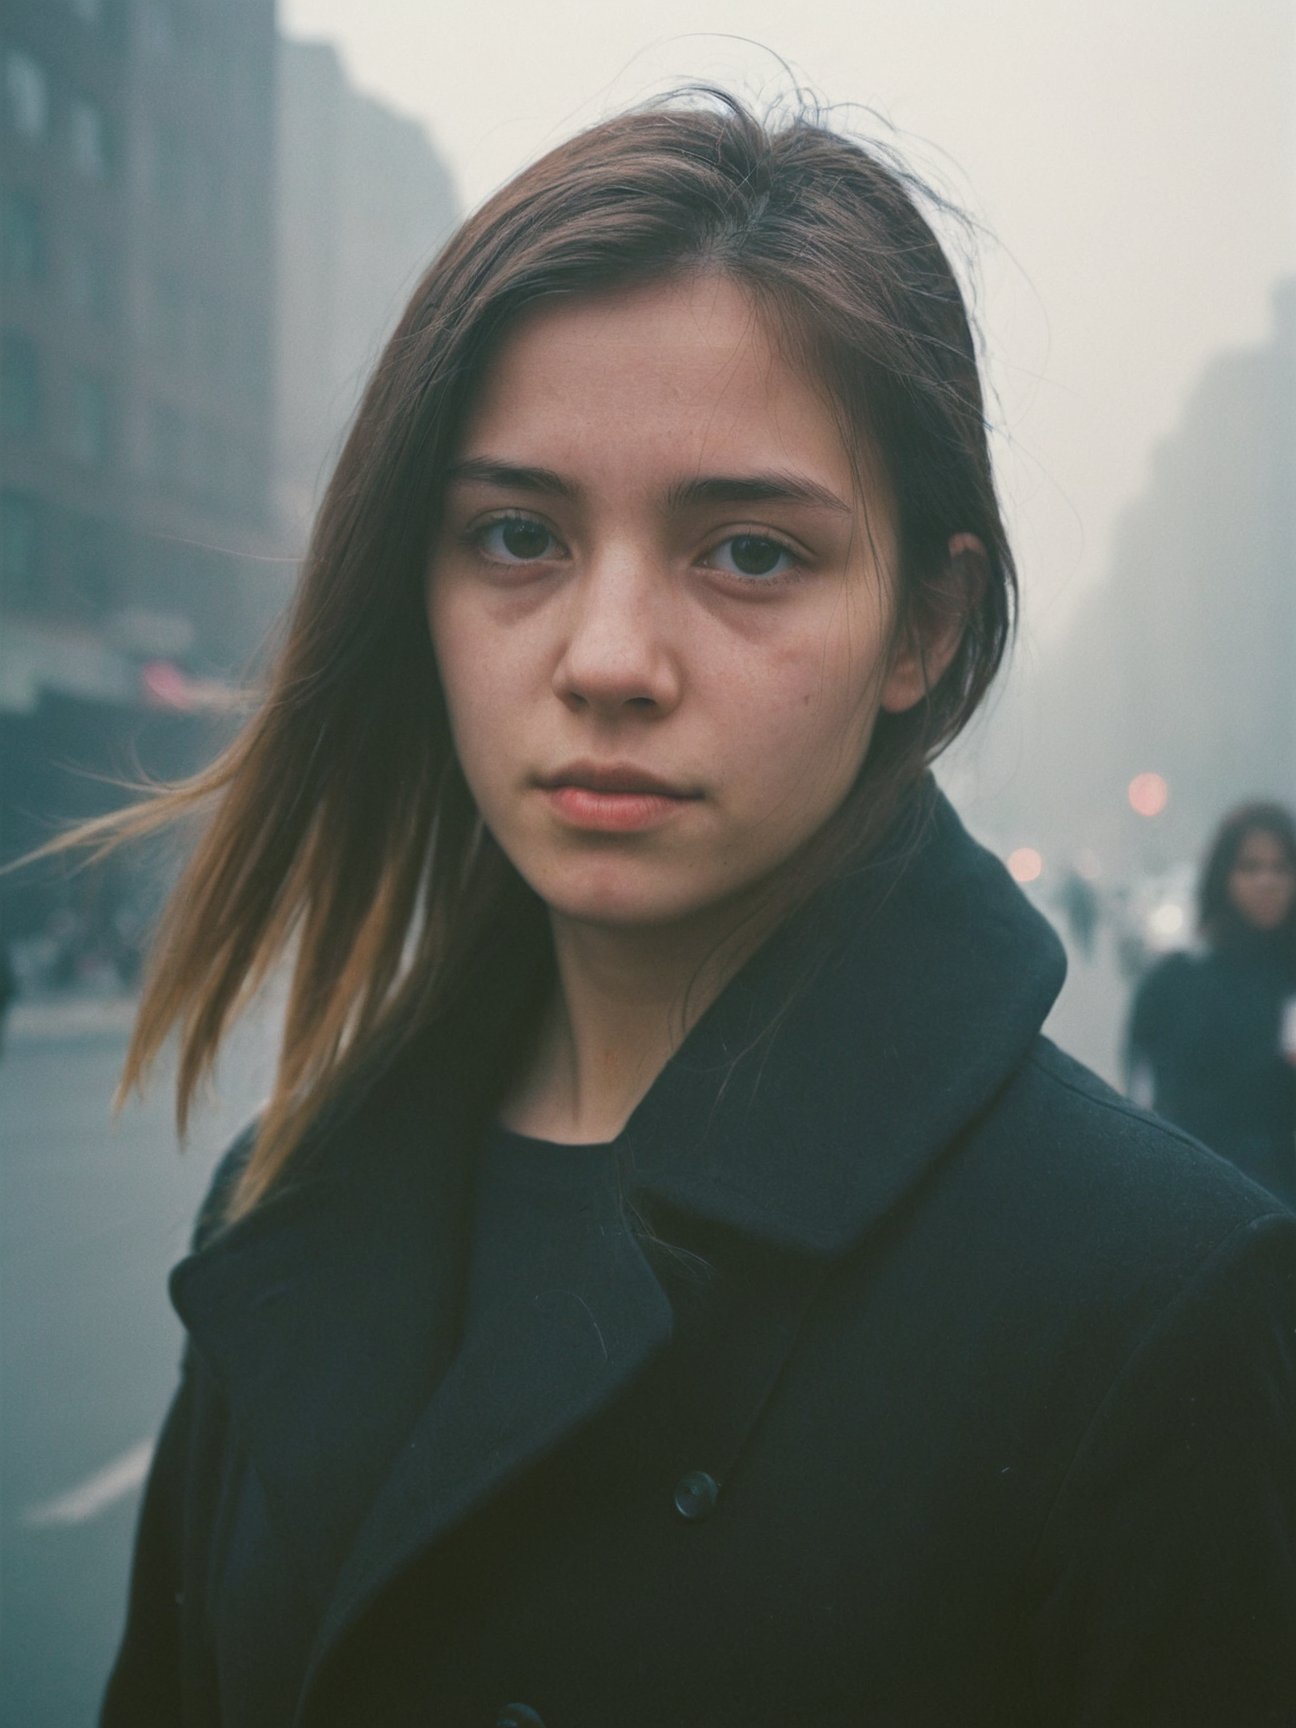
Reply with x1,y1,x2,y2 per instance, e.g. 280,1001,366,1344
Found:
1226,828,1296,931
427,274,939,937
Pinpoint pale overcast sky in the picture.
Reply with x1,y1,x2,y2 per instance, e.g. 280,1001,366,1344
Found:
280,0,1295,647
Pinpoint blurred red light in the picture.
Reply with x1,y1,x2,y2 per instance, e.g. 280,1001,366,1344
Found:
1128,773,1169,818
1007,847,1043,884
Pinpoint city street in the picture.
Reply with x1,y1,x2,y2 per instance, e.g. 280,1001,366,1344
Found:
0,929,1126,1726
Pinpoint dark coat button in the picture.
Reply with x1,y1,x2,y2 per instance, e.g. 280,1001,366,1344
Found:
496,1706,545,1728
673,1468,720,1520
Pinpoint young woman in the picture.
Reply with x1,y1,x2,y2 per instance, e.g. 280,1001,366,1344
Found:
1127,801,1296,1208
98,96,1293,1727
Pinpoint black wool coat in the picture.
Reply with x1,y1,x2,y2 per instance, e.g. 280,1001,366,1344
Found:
103,795,1296,1728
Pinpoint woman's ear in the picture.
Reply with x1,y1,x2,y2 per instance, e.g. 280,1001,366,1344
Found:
879,533,987,714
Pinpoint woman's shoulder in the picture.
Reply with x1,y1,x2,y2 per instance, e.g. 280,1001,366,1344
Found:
901,1036,1296,1458
189,1122,259,1252
183,1041,432,1256
1131,946,1202,1000
1014,1036,1267,1184
962,1035,1292,1278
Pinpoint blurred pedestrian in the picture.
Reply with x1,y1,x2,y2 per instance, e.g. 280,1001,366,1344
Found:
1056,865,1100,958
1126,801,1296,1207
0,937,15,1058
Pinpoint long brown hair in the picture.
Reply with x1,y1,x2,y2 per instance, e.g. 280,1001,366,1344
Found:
58,91,1017,1220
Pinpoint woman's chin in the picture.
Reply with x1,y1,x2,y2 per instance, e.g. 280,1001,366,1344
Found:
524,860,746,939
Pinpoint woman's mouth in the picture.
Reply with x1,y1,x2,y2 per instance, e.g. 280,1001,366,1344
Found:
539,765,701,833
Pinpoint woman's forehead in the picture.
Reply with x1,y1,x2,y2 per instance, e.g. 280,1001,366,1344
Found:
463,280,837,454
451,275,880,519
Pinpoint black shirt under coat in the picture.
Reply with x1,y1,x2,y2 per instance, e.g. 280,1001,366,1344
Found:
102,791,1296,1727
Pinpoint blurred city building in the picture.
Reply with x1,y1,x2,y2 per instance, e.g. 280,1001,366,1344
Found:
1098,276,1296,857
1,8,458,972
1,0,278,943
975,278,1296,888
274,35,458,544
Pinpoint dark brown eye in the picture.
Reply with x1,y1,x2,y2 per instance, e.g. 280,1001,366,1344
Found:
496,518,553,560
718,534,795,579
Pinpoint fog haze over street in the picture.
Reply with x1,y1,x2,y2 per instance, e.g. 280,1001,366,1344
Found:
281,0,1296,650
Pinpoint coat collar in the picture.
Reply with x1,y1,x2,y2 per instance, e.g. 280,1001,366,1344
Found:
170,786,1065,1705
624,786,1066,1253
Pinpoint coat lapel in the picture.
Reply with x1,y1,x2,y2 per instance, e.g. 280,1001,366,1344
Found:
172,1043,680,1660
303,1196,675,1691
170,1043,477,1603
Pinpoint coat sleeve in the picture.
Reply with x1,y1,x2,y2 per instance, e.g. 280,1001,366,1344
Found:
99,1360,200,1725
1029,1211,1296,1727
99,1132,254,1726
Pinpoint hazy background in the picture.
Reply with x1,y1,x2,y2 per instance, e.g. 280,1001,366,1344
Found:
281,0,1296,643
1,2,1293,1721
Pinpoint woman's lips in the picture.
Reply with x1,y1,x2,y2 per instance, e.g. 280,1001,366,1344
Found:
541,784,698,832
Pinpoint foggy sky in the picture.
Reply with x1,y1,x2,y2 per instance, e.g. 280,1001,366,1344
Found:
279,0,1296,654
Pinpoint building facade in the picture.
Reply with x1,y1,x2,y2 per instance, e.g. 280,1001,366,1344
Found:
273,35,458,543
985,280,1296,882
1,0,277,941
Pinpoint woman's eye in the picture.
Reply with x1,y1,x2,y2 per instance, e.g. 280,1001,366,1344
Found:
707,534,800,581
477,517,561,563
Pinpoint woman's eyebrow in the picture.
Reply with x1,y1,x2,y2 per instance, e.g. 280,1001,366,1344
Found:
446,459,852,517
444,458,577,498
666,472,853,515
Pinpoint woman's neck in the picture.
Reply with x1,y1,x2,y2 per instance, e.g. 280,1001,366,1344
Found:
498,903,770,1144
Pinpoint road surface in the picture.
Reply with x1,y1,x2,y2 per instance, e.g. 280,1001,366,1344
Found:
1,1008,272,1727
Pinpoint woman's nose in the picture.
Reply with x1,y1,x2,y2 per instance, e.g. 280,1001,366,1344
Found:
551,555,682,716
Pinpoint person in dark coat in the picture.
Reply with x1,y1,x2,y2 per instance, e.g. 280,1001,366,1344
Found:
90,95,1294,1727
0,936,15,1057
1127,802,1296,1208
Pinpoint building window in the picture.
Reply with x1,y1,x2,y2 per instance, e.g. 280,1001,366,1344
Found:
69,372,111,466
3,49,50,140
0,332,41,438
150,119,186,209
150,404,184,489
151,267,187,357
236,444,266,521
66,230,114,321
72,0,127,48
0,490,41,608
69,95,111,179
0,188,44,286
193,422,229,507
194,290,223,374
188,142,221,232
242,326,271,409
140,0,177,60
66,512,114,618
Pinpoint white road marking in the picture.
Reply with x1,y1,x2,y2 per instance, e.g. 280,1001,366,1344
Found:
22,1440,155,1528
